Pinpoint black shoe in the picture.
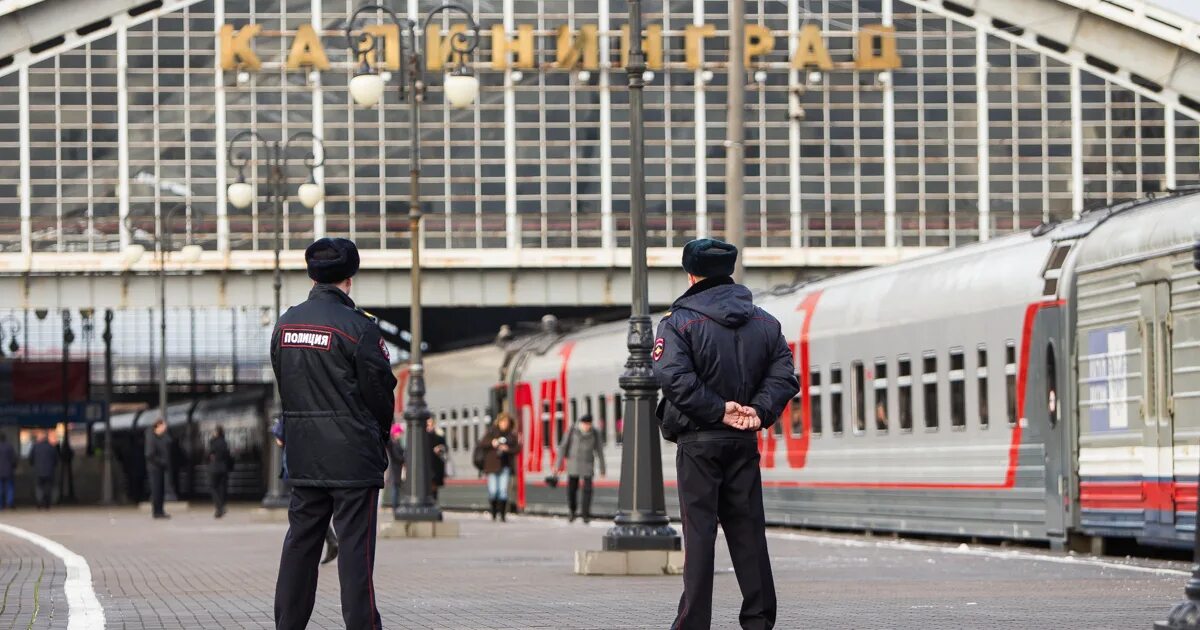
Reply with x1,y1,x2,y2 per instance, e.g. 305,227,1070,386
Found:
153,513,171,520
499,502,507,522
582,516,592,524
568,513,577,523
321,542,339,565
490,500,498,521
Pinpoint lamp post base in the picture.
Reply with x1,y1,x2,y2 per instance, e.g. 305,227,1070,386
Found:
1155,602,1200,629
393,503,443,522
602,523,681,552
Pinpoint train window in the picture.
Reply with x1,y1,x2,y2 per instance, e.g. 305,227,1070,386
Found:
898,357,913,431
542,401,552,448
614,393,624,445
977,346,989,429
570,398,579,427
809,369,823,435
950,348,966,429
585,396,593,419
790,396,804,437
1006,341,1017,426
923,352,938,430
830,366,843,435
556,401,566,443
597,395,609,444
873,359,888,433
851,362,865,435
449,414,459,451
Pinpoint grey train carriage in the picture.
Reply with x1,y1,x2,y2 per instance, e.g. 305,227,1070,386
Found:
416,191,1200,549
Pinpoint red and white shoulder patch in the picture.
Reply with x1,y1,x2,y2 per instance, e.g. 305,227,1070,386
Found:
652,337,665,362
378,337,390,360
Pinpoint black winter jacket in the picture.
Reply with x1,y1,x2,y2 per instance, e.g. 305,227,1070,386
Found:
652,277,799,442
270,284,398,488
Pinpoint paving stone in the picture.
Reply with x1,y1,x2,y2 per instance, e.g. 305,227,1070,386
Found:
0,505,1191,629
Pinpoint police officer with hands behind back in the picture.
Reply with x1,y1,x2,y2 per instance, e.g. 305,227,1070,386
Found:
272,237,397,630
653,239,800,630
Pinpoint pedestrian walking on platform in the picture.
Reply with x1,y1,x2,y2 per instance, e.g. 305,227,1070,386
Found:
475,413,519,522
653,239,799,630
145,418,171,519
29,431,58,510
0,433,16,510
427,417,448,500
388,423,405,509
271,238,396,630
552,414,605,523
207,425,234,518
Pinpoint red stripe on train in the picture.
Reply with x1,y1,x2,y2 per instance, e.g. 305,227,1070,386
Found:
1079,480,1198,512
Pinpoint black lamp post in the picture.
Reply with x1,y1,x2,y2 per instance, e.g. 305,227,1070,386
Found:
602,0,680,552
226,130,325,509
345,2,481,523
1154,240,1200,629
101,309,115,505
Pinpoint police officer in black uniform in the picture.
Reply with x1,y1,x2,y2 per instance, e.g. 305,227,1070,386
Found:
272,237,397,630
653,239,799,630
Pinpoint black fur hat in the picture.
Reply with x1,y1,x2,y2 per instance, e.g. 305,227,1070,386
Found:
305,237,360,284
681,238,738,278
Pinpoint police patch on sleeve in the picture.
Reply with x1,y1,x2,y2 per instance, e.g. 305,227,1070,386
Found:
652,337,665,362
280,327,333,351
378,337,390,361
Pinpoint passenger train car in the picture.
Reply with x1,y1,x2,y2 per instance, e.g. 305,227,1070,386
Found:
98,389,268,503
416,191,1200,549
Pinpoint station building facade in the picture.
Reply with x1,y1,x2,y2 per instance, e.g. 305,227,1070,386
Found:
3,0,1200,261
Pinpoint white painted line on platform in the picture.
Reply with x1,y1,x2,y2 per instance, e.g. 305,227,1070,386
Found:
474,511,1190,577
0,522,105,629
766,531,1190,578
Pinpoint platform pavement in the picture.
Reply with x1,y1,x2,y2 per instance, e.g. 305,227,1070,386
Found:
0,504,1190,629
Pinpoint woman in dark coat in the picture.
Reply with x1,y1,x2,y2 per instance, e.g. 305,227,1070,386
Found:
475,413,520,522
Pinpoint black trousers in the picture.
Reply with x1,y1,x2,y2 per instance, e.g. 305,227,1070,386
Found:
275,485,380,630
566,475,593,518
148,466,166,516
210,472,229,514
672,438,775,630
34,476,54,508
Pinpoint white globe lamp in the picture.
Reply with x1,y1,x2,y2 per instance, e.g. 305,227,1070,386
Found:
178,244,204,264
120,244,146,269
350,72,385,108
297,181,324,209
445,73,479,108
227,181,255,209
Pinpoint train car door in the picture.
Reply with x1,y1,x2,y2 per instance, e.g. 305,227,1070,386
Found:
1141,280,1175,526
1031,305,1069,538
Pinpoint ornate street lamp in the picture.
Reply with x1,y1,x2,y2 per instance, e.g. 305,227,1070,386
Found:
122,203,202,420
603,0,680,551
225,130,325,508
345,3,480,523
